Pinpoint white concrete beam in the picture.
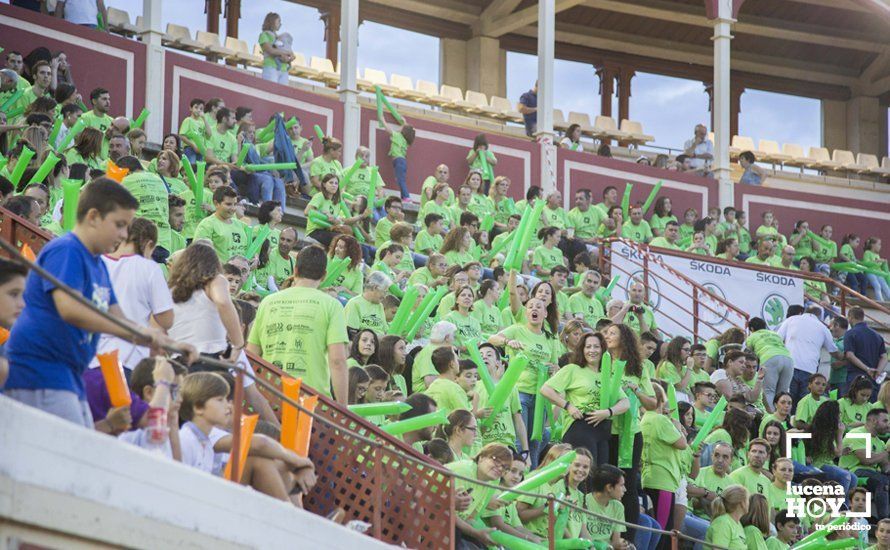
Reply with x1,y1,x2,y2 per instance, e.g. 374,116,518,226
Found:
537,0,557,195
713,0,733,208
481,0,586,38
139,0,165,143
339,0,360,158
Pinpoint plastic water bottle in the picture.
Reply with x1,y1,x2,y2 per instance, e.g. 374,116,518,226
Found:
145,407,168,452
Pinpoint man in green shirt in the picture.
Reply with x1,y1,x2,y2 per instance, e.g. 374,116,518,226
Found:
80,87,114,135
344,271,391,336
779,245,798,270
649,220,681,250
746,239,782,268
416,213,445,255
424,346,471,413
839,409,890,519
167,194,188,256
622,205,654,243
22,60,52,108
205,107,237,166
247,245,348,403
728,438,772,497
118,157,171,253
420,164,454,206
568,189,603,243
256,227,296,288
193,186,248,262
691,441,734,518
623,281,657,334
541,190,571,234
374,196,403,246
765,511,800,550
594,185,620,219
568,269,605,326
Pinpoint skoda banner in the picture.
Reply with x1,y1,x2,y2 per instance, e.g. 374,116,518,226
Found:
609,242,804,340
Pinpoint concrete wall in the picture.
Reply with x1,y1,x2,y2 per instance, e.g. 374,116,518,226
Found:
821,96,886,156
0,395,391,550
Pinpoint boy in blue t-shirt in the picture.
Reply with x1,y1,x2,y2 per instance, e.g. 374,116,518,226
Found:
3,178,190,428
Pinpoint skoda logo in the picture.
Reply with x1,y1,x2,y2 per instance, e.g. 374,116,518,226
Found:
761,293,790,329
700,282,730,327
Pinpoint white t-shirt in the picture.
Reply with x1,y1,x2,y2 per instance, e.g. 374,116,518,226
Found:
179,422,229,475
62,0,99,25
684,137,713,170
776,313,837,374
92,254,174,369
118,427,174,458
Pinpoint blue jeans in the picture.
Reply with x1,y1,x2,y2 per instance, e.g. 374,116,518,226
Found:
519,391,550,469
182,146,202,165
682,513,710,550
635,513,661,550
254,172,286,205
792,460,823,482
789,368,814,414
843,272,868,295
412,253,428,269
392,156,409,199
855,469,889,519
866,273,890,301
821,464,857,496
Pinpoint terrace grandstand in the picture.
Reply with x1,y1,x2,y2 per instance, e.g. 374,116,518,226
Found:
0,1,889,549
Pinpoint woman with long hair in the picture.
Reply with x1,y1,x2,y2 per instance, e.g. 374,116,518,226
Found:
767,458,793,513
488,297,559,467
641,383,688,546
714,350,764,411
506,273,559,336
557,318,587,367
541,332,629,466
418,182,453,232
560,123,582,151
305,173,347,248
258,12,294,84
705,326,746,372
762,420,786,468
741,494,770,550
154,150,187,194
161,133,182,157
603,323,652,538
841,375,877,429
551,447,594,539
839,233,867,294
516,443,573,538
705,485,749,550
702,407,751,471
347,328,379,369
471,279,503,339
650,196,677,237
65,127,104,171
488,175,513,233
440,226,475,267
442,285,482,353
347,366,370,405
325,234,363,302
862,237,890,301
759,391,793,435
808,400,858,495
377,335,407,396
656,336,695,395
440,409,477,462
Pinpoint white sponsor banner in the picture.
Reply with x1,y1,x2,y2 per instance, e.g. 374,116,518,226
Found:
609,242,803,340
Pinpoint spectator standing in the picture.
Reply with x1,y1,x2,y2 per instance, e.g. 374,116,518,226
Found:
518,81,538,137
843,306,887,395
776,305,841,405
745,317,794,410
683,124,714,174
738,152,766,185
247,245,349,403
56,0,108,31
258,12,294,85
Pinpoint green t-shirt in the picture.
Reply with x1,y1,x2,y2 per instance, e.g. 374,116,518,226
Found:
746,255,782,268
640,410,684,491
306,193,340,234
257,30,281,69
443,310,483,350
179,116,207,153
707,514,748,550
411,344,441,393
208,126,237,163
178,187,212,239
492,196,516,225
544,362,604,435
649,236,680,250
694,466,734,515
334,265,363,296
407,267,436,288
585,496,626,542
745,329,790,363
466,194,493,221
624,305,657,334
121,172,171,250
840,243,857,262
766,481,788,512
729,466,771,497
470,299,503,338
344,295,388,334
446,460,489,520
793,394,825,426
812,238,837,264
765,537,790,550
248,287,348,397
568,206,602,240
415,230,444,255
420,176,454,207
310,156,344,190
64,148,104,171
374,241,414,273
475,380,521,447
418,200,452,229
444,249,475,268
193,215,248,261
424,377,471,414
389,131,408,159
567,291,605,327
839,397,872,426
744,525,768,550
839,426,883,472
650,214,678,235
80,110,113,134
542,206,570,230
531,245,564,276
256,250,294,286
500,324,559,394
467,149,496,173
374,216,395,246
517,483,555,537
622,220,653,243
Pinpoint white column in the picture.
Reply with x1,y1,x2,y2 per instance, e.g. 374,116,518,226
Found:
338,0,361,161
140,0,165,142
536,0,557,195
712,6,734,208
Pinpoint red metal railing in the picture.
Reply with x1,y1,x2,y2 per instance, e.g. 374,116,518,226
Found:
598,237,750,341
0,208,727,549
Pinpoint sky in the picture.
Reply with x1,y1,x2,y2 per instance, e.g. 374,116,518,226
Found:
33,0,824,151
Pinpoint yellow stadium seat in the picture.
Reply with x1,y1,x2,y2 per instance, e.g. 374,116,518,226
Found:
107,7,138,35
831,149,868,172
389,74,424,100
567,112,595,136
856,153,880,175
489,96,522,122
806,147,841,170
553,109,569,131
287,52,319,79
362,68,398,95
781,143,811,167
619,119,654,146
439,85,465,107
757,140,791,163
457,90,497,115
729,136,755,158
592,115,629,141
310,56,340,84
196,31,233,57
415,80,451,105
165,24,203,51
874,156,890,176
224,37,256,66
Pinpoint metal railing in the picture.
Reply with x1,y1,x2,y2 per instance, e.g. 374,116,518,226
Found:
598,237,750,342
0,208,728,549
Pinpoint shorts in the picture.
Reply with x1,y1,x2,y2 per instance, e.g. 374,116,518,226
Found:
676,477,689,507
4,388,93,428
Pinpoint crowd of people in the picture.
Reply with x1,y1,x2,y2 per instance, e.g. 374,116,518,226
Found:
1,28,889,550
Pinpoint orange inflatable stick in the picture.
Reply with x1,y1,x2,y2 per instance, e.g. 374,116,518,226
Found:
294,395,318,458
279,376,302,451
97,350,131,408
224,413,258,482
